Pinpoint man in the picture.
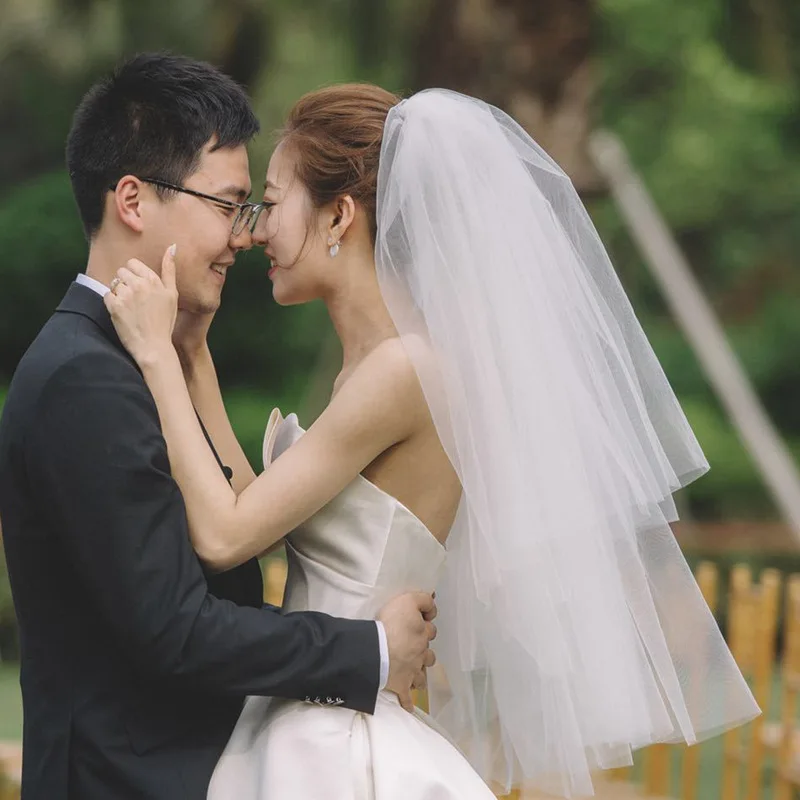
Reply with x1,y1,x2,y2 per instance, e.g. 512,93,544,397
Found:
0,53,435,799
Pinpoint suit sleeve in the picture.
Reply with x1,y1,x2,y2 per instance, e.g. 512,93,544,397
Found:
27,352,380,713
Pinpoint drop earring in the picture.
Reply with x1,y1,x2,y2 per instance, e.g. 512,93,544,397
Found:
329,239,340,258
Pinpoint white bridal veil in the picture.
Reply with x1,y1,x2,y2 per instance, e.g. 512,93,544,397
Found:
374,89,759,797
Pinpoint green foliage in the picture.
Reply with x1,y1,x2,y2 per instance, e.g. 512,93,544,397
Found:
0,0,798,525
680,398,786,518
0,665,22,740
598,0,799,241
609,311,800,518
0,171,87,382
591,0,800,520
225,386,308,468
0,385,15,652
596,0,800,311
0,546,12,629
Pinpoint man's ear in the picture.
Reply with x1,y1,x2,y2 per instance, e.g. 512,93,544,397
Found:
111,176,146,233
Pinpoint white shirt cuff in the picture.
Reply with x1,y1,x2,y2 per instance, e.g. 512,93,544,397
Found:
375,620,389,691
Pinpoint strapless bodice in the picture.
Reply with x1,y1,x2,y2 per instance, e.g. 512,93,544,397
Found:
262,409,447,621
207,411,494,800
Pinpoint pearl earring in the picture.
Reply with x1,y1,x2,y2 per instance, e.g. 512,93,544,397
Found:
329,240,340,258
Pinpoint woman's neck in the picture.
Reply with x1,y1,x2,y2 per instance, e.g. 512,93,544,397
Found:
324,265,397,383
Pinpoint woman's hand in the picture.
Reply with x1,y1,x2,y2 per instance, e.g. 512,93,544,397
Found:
105,244,178,368
173,307,215,371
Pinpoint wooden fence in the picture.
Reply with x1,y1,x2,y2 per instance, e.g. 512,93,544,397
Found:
589,562,800,800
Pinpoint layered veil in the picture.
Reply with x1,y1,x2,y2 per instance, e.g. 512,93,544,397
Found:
374,90,759,797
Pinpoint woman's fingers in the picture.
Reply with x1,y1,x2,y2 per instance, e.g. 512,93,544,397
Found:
121,258,153,280
161,244,177,291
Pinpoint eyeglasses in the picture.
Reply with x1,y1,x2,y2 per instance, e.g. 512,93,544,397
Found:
108,178,268,236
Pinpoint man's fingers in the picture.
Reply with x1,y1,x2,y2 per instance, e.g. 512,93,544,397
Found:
423,649,437,668
425,622,437,642
412,668,427,691
413,591,436,618
422,599,438,622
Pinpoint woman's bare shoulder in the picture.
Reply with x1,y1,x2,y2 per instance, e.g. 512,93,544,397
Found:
347,336,432,428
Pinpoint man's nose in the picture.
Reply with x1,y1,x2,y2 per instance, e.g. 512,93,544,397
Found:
230,227,254,252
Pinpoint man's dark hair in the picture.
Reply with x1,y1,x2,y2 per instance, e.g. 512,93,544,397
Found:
66,52,260,239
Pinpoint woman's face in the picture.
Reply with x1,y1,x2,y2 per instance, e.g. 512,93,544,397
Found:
252,143,333,306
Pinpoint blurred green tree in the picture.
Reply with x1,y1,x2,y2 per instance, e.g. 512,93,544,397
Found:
0,0,798,519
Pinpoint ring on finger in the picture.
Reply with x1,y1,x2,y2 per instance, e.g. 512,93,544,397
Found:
110,277,122,293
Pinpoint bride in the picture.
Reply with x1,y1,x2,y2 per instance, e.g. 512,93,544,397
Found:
105,85,759,798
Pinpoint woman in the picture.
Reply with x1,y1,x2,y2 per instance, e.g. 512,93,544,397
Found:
106,85,759,798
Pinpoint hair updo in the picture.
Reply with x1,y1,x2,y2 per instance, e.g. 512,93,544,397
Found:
279,83,401,244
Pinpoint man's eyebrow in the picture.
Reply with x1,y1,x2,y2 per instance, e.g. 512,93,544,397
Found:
216,184,251,201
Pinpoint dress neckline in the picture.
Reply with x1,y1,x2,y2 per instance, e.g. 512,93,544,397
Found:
264,408,447,555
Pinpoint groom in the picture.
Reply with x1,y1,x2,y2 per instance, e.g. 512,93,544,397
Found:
0,53,436,799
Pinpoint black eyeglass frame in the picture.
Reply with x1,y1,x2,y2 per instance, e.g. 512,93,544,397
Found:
108,177,269,235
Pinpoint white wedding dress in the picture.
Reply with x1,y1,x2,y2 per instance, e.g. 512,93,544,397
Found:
207,409,495,800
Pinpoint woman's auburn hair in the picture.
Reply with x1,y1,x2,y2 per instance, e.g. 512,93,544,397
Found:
280,83,402,243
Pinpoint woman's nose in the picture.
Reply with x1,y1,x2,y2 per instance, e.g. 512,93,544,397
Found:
250,212,269,246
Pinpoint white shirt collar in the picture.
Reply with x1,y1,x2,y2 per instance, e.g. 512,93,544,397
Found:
75,273,110,297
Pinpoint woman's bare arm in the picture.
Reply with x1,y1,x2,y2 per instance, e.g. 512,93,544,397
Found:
180,344,257,496
140,339,423,571
105,254,426,572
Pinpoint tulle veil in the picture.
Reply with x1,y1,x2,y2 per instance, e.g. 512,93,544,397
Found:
373,89,759,797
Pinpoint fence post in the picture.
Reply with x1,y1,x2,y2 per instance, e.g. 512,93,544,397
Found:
746,569,782,800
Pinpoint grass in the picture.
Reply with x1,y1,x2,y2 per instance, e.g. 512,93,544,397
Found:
0,665,21,741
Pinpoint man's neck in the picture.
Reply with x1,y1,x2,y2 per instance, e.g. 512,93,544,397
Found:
84,237,126,289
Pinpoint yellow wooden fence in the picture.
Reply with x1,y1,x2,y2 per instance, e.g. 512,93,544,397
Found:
600,563,800,800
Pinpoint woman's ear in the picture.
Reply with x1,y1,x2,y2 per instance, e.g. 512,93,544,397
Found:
329,194,356,243
111,176,146,234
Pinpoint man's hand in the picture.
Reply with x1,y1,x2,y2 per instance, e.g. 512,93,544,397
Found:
377,591,437,712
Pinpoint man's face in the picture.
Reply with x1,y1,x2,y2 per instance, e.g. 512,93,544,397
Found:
142,140,253,315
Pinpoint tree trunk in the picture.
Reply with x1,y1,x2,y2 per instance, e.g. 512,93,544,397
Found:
209,0,274,91
748,0,793,82
413,0,602,194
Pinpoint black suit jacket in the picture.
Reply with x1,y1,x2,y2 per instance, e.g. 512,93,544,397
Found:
0,282,379,800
